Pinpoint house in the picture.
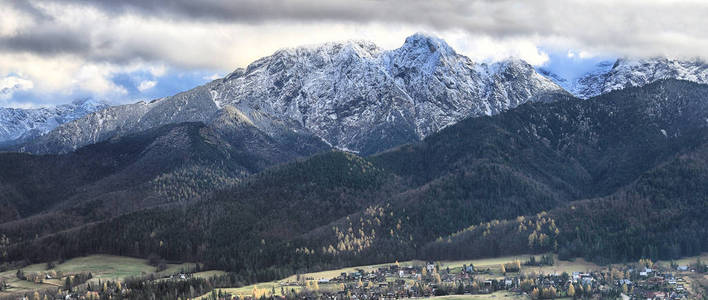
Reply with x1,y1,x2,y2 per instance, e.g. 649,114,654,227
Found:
579,274,594,285
504,278,513,288
648,276,664,285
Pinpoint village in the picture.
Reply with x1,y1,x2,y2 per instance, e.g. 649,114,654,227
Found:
210,255,708,300
2,254,707,300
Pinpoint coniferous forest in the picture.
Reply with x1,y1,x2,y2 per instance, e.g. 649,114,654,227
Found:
1,81,707,291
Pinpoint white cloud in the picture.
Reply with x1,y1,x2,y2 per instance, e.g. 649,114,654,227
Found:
0,75,34,100
0,52,168,106
2,0,708,107
137,80,157,91
0,2,35,37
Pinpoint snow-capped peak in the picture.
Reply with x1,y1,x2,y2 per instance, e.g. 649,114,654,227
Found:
19,33,567,155
400,33,456,55
541,57,708,99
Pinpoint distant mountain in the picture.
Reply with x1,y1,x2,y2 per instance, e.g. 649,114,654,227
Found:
7,80,708,273
0,99,109,145
15,33,567,155
541,57,708,99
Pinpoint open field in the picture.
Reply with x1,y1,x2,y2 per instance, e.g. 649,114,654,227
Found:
0,278,53,295
438,256,535,270
276,255,542,283
192,270,228,279
1,255,151,281
0,255,196,295
660,253,708,267
277,254,600,283
431,292,530,300
195,283,304,299
518,258,601,275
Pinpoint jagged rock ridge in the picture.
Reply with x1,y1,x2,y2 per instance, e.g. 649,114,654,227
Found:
17,33,567,155
541,57,708,99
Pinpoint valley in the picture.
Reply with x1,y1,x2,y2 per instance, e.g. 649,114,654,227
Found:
3,253,707,300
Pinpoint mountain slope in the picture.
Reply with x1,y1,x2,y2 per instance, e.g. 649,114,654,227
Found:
0,99,109,145
16,33,567,155
423,131,708,263
7,80,707,275
0,114,328,231
14,87,220,154
542,57,708,99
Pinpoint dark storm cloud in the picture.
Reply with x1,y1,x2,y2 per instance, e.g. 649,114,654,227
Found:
13,0,515,34
0,28,89,55
50,0,437,24
3,0,708,71
10,0,707,55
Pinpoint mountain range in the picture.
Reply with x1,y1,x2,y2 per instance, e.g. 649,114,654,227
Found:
4,38,708,156
6,34,567,155
540,57,708,99
2,80,706,275
1,34,707,280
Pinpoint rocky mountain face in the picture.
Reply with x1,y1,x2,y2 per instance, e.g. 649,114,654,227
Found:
208,33,566,154
15,33,567,155
0,99,109,145
542,57,708,99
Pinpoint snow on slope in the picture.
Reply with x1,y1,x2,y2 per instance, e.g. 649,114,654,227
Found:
208,33,568,154
0,99,109,144
19,33,568,155
541,57,708,99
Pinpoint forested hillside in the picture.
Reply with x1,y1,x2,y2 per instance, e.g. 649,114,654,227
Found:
2,79,707,285
423,133,708,264
0,119,328,240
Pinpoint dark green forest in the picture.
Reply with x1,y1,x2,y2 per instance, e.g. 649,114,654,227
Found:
1,79,707,287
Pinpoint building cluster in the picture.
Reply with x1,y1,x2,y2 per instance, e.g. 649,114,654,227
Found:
253,259,701,300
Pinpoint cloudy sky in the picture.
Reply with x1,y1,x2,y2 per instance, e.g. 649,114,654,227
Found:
1,0,707,108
